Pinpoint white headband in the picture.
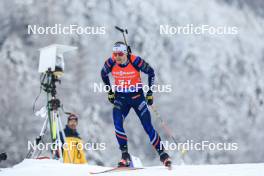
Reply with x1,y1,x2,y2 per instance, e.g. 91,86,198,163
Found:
113,43,127,53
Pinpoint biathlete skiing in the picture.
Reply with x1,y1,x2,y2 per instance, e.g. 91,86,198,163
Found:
101,38,171,168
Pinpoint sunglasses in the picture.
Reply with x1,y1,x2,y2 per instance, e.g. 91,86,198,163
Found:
68,117,78,120
113,52,125,57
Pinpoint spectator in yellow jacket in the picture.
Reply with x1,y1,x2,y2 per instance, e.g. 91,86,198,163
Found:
60,113,87,164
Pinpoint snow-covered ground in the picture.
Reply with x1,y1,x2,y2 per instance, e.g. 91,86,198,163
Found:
1,159,263,176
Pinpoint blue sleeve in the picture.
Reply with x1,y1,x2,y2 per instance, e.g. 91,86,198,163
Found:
132,56,155,90
101,58,115,87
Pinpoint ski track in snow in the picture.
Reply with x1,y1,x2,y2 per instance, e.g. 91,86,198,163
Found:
0,159,263,176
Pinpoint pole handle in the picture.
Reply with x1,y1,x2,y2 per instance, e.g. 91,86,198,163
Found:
115,26,124,33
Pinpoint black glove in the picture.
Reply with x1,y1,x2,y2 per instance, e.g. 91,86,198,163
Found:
146,90,153,105
0,152,7,162
108,90,115,104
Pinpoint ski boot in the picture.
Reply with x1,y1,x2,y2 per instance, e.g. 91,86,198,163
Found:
118,152,131,167
160,152,172,168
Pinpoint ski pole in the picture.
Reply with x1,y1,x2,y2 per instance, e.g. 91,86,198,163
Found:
149,105,187,159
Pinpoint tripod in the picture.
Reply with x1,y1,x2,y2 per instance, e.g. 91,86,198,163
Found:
26,69,72,163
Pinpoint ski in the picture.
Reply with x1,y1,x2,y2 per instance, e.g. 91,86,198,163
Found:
90,167,144,175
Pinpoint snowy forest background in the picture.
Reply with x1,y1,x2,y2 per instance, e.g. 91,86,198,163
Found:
0,0,264,168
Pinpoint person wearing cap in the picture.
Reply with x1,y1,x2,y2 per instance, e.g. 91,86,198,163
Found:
101,41,171,167
60,113,87,164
